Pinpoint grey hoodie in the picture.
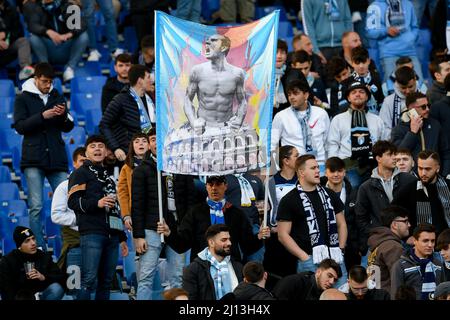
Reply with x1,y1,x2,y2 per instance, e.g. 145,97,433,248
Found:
370,167,402,203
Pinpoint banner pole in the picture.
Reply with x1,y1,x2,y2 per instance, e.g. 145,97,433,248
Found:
157,169,164,243
262,165,270,230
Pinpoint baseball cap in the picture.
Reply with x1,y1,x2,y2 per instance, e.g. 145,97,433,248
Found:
345,79,371,100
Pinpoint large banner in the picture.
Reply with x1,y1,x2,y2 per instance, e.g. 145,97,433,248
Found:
155,11,279,175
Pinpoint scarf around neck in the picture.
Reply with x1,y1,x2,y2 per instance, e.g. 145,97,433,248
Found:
349,108,372,160
207,198,226,225
275,65,287,107
297,183,343,264
129,87,155,134
416,176,450,227
292,104,314,153
411,251,437,300
386,0,406,33
204,248,232,300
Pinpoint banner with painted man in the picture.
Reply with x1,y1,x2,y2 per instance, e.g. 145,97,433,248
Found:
155,10,279,175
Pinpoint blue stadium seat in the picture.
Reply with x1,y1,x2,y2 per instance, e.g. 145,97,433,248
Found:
278,21,294,38
0,97,15,114
255,5,288,21
0,113,13,129
201,0,220,21
123,26,138,53
70,76,107,94
0,129,23,162
0,165,11,182
0,79,15,97
6,199,27,217
0,182,20,201
0,68,8,79
62,126,87,146
70,93,102,116
0,215,19,255
75,61,102,77
84,108,102,135
53,77,64,94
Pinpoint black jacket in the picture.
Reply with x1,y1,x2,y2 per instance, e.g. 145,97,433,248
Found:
100,87,153,153
131,156,195,239
320,177,359,251
391,116,450,175
22,0,86,38
182,256,243,300
233,282,276,300
101,78,128,114
13,79,74,171
0,249,65,300
430,96,450,154
427,80,446,106
166,202,263,262
346,288,391,300
272,272,322,300
355,169,416,254
68,160,123,237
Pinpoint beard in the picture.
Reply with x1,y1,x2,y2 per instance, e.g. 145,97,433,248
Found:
215,246,231,257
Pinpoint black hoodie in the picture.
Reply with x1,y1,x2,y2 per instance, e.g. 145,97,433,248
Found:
233,282,275,300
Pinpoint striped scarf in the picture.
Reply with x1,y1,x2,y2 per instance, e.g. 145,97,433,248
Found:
297,184,343,264
416,176,450,227
386,0,406,33
234,174,256,207
204,248,231,300
410,251,438,300
207,198,226,225
292,104,314,153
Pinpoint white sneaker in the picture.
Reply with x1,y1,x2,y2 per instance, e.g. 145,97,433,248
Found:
87,49,102,61
63,67,75,82
18,65,35,80
111,48,125,59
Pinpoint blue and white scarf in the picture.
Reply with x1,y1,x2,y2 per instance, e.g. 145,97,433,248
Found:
325,0,340,21
297,183,343,264
386,0,406,33
274,65,287,108
204,248,232,300
292,104,314,153
234,174,255,207
411,251,438,300
207,198,226,225
129,87,155,134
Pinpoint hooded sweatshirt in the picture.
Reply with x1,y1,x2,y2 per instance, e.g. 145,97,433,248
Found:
233,282,275,300
367,226,406,292
379,83,408,138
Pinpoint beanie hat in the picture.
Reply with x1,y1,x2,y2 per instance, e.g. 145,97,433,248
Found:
13,226,34,248
345,79,371,100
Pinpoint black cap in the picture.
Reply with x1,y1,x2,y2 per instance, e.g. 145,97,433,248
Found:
206,175,227,184
345,80,371,100
13,226,34,248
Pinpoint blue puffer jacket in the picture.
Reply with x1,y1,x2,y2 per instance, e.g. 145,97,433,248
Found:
366,0,419,58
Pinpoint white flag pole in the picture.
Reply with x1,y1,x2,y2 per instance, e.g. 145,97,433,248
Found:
262,165,270,229
157,169,164,243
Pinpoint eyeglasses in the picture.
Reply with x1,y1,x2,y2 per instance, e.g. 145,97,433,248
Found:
394,219,410,224
415,104,430,110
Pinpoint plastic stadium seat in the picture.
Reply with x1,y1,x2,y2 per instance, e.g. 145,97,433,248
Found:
0,129,23,161
0,68,8,79
0,97,15,114
0,113,13,129
0,182,20,201
0,165,11,182
53,77,63,94
70,93,102,116
70,76,107,94
84,108,102,135
62,126,87,146
255,5,288,21
123,26,138,53
6,199,27,217
201,0,220,21
0,79,15,97
75,61,102,77
278,21,294,38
